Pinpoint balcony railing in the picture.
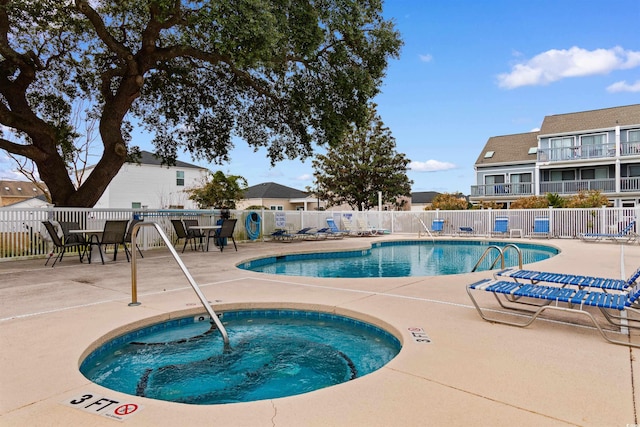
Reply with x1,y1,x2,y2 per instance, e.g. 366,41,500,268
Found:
537,143,616,162
470,183,534,197
539,178,616,195
621,142,640,156
621,177,640,192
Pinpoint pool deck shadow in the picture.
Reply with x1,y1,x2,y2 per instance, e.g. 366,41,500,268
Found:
1,234,639,426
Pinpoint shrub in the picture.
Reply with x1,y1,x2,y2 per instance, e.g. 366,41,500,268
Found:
426,193,468,210
565,190,611,208
509,195,549,209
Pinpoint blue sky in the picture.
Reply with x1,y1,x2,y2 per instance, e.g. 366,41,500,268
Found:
1,0,639,194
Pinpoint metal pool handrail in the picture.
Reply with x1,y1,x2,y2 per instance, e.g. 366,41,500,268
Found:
129,221,230,347
471,244,524,273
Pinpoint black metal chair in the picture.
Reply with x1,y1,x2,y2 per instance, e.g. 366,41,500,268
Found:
88,220,128,264
183,218,205,251
42,221,87,267
216,219,237,252
123,218,144,261
171,219,202,252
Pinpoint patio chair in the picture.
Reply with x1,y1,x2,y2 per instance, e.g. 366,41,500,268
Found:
326,218,349,236
529,217,550,238
269,229,299,242
315,227,344,239
123,218,144,261
295,227,328,240
491,217,509,236
356,218,382,236
579,218,637,243
431,219,444,235
495,266,640,292
456,226,475,236
42,221,87,267
171,219,202,252
87,220,129,264
466,276,640,348
215,219,237,252
340,217,361,236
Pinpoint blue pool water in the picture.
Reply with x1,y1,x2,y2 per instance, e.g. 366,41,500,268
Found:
238,240,558,277
80,310,401,405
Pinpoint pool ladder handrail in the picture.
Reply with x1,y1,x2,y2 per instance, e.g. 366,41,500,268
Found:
471,244,523,272
415,215,434,241
129,221,230,348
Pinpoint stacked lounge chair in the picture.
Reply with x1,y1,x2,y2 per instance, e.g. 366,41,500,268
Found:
466,265,640,348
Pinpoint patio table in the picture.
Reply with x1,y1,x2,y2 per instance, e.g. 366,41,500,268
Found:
188,225,222,252
69,229,104,263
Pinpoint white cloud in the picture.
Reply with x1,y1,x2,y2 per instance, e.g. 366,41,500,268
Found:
497,46,640,89
295,174,312,181
606,80,640,93
419,54,433,63
409,160,456,172
530,127,541,132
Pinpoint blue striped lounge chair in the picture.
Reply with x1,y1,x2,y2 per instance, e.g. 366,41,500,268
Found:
466,275,640,348
495,266,640,292
326,218,350,236
579,218,637,243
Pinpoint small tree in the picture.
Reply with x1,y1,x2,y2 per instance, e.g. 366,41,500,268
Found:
427,193,468,210
546,193,566,208
187,171,247,209
311,103,412,211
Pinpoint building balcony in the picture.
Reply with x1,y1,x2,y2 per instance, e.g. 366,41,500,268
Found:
537,143,616,163
539,178,616,195
470,183,534,197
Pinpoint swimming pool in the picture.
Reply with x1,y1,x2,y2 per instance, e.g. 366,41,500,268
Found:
80,309,401,405
238,240,559,277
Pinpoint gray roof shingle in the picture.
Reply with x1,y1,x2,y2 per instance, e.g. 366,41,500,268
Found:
243,182,308,199
475,132,539,166
540,104,640,135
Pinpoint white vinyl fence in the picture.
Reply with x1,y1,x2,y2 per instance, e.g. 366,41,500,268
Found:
0,206,638,261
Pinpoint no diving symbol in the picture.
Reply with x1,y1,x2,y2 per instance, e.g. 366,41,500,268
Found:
114,403,138,416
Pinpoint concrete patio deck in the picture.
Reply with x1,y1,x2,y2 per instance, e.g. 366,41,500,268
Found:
1,235,639,426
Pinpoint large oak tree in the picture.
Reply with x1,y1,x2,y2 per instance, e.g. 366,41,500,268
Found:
0,0,401,206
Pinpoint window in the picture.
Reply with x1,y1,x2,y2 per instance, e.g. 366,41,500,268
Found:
484,174,504,185
131,202,142,209
580,168,607,180
176,171,185,186
270,205,284,211
550,137,574,160
550,170,575,181
484,151,494,158
581,134,607,158
528,147,538,154
510,173,532,194
629,165,640,177
629,130,640,142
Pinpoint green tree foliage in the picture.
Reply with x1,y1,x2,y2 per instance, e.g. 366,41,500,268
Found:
187,171,247,209
0,0,402,206
427,193,468,210
546,193,566,208
565,190,611,208
311,103,412,211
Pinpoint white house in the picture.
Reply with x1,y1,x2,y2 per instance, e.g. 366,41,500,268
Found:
90,151,208,209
